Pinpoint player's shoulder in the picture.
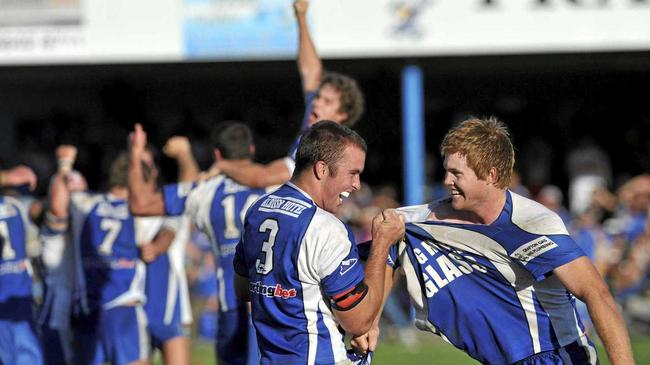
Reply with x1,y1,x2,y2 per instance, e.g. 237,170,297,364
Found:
194,175,226,192
508,191,569,236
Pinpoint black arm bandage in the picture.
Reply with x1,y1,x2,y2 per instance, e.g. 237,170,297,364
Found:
329,281,368,311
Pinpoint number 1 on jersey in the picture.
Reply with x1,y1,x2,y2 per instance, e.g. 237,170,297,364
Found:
222,194,260,239
256,219,278,275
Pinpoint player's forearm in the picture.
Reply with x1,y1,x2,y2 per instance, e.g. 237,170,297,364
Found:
175,152,200,182
585,289,635,365
218,159,289,188
354,245,392,331
151,228,175,254
128,154,164,216
49,173,70,219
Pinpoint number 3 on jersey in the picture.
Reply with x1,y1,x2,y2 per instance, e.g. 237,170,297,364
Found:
256,219,278,275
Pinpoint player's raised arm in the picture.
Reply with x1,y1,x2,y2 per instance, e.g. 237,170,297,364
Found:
163,136,200,182
128,123,165,216
554,257,635,365
294,0,322,94
48,146,85,221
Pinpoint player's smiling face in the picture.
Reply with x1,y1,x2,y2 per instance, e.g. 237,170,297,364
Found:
443,152,489,212
309,84,348,125
321,144,365,215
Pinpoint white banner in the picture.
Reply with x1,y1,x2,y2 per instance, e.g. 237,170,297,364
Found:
0,0,649,65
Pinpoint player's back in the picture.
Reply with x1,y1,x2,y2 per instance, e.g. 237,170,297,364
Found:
236,182,357,365
70,192,146,312
165,175,268,312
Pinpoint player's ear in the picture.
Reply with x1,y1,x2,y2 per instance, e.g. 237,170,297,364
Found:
487,167,498,185
214,149,223,161
249,144,256,157
314,160,328,180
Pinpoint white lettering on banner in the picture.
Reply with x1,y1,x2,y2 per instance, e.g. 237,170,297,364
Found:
258,195,310,218
510,236,558,264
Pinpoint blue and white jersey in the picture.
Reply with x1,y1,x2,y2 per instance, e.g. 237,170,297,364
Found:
70,192,157,312
0,195,36,320
163,175,268,312
284,91,317,175
391,191,597,365
234,182,365,365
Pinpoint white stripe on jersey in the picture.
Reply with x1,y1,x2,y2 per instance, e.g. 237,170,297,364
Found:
516,287,541,353
168,217,192,324
136,305,150,361
296,208,353,364
163,263,178,325
217,267,228,312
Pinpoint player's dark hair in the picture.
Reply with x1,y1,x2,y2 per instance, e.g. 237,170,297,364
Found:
293,120,367,177
210,121,253,160
110,151,155,188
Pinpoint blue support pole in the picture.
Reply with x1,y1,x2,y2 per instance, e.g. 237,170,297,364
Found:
401,65,426,205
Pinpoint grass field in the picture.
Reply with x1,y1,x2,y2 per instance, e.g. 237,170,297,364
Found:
169,332,650,364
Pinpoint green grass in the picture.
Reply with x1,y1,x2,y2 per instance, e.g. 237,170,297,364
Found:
165,333,650,364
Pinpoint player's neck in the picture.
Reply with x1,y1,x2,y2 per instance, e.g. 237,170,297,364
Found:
109,186,129,199
471,189,507,224
291,174,322,207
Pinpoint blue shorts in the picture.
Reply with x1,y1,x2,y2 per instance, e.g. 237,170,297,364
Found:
149,317,186,350
74,305,149,365
0,319,43,365
514,340,597,365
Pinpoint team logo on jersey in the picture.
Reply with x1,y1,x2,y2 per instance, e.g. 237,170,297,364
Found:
249,281,297,299
510,236,558,264
339,258,358,276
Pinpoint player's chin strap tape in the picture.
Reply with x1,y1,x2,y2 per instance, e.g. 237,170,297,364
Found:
329,281,368,311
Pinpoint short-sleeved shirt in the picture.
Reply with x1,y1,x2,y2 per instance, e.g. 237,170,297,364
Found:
234,182,365,365
390,191,596,365
70,192,167,312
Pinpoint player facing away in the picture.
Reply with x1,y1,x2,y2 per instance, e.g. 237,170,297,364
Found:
359,118,634,365
233,121,404,365
0,165,43,364
215,0,365,188
49,150,177,365
129,122,270,365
